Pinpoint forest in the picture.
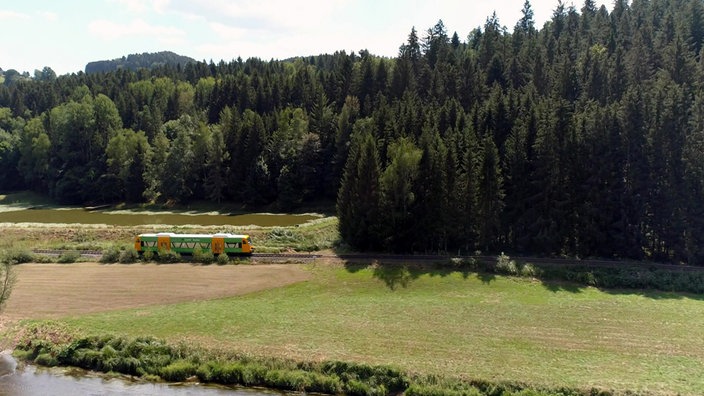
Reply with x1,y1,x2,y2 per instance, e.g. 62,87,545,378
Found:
0,0,703,263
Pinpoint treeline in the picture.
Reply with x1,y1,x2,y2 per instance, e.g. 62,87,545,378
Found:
0,0,703,263
84,51,196,74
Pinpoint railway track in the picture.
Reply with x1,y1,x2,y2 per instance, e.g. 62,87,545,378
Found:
29,249,704,272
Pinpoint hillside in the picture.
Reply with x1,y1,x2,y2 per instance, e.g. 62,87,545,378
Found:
84,51,195,74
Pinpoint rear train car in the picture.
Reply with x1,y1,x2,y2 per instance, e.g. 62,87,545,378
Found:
134,232,254,256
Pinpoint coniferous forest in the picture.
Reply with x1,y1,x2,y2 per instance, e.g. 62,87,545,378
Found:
0,0,703,263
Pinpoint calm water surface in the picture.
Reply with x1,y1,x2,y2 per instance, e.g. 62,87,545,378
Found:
0,364,282,396
0,209,319,227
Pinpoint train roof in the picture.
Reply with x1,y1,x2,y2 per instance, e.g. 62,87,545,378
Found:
138,233,250,238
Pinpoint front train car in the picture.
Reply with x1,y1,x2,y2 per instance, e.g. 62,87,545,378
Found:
134,233,254,256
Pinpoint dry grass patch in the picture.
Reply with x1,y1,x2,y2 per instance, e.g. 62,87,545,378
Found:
2,263,311,319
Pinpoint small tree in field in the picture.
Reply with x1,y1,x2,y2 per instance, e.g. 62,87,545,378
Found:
0,261,16,313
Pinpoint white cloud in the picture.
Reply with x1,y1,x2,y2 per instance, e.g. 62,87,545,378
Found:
208,22,249,40
0,10,30,20
88,18,186,41
110,0,171,14
165,0,348,31
39,11,58,22
111,0,149,13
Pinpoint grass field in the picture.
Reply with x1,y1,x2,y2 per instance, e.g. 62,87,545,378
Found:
42,263,704,395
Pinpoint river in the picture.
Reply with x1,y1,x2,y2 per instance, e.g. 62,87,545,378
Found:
0,360,282,396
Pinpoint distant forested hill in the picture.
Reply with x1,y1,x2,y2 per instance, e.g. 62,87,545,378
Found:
85,51,195,74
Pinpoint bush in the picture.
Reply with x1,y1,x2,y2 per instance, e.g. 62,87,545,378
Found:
141,250,155,262
193,249,215,265
100,247,121,263
495,253,518,275
156,250,181,263
3,248,35,264
57,251,80,263
216,253,230,265
118,249,139,264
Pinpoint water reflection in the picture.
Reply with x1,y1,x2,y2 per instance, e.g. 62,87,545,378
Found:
0,364,279,396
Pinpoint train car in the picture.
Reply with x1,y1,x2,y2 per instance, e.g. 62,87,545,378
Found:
134,232,254,256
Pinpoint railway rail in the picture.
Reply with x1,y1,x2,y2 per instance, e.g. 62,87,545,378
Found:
29,249,704,272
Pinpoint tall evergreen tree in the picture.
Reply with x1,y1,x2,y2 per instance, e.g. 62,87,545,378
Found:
337,119,383,251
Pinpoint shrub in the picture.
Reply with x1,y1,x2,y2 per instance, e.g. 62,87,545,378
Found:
519,263,540,278
193,249,215,265
156,250,181,263
57,251,80,263
100,247,121,263
141,250,154,262
216,253,230,265
3,248,35,264
495,253,518,275
118,249,139,264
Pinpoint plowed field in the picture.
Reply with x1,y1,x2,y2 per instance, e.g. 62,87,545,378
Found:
2,263,310,319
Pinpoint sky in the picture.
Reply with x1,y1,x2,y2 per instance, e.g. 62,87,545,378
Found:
1,0,611,76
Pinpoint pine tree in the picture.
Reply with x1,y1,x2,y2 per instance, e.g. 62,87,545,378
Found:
476,135,505,251
337,119,383,251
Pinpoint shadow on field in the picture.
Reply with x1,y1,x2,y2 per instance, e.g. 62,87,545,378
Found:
600,287,704,301
540,280,583,294
343,261,481,290
342,258,704,300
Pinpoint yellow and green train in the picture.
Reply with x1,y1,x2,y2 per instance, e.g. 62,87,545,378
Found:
134,233,254,256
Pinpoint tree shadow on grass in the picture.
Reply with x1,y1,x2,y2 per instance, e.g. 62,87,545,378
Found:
540,280,584,294
373,264,418,290
342,256,704,300
343,259,478,290
475,272,496,284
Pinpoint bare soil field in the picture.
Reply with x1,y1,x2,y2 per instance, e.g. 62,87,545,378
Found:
2,262,311,320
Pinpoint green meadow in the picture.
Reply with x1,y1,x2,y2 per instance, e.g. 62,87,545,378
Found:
57,264,704,395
